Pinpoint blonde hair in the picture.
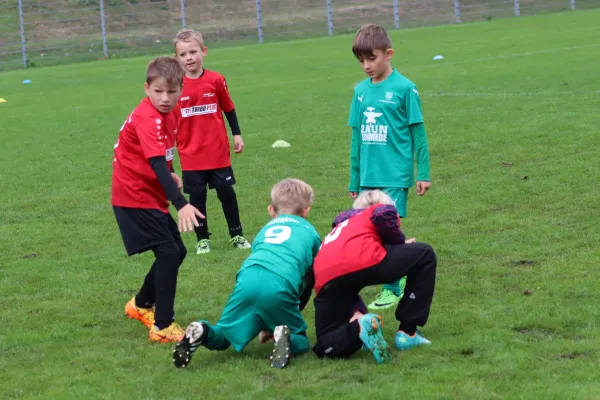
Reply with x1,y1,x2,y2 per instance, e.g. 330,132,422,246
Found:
353,190,394,209
173,29,205,52
352,24,392,60
145,56,185,87
270,178,314,216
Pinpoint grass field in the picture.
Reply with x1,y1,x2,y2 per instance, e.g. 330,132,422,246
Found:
1,9,600,399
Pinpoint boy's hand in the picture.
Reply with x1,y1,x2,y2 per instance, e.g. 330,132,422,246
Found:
233,135,244,153
349,191,358,200
259,330,273,344
416,181,431,196
406,237,417,244
171,172,183,189
177,204,205,232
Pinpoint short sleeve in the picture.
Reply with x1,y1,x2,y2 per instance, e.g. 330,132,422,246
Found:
217,75,235,112
405,85,424,125
136,113,167,159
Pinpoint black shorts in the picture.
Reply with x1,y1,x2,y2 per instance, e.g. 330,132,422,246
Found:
182,167,236,194
113,206,181,256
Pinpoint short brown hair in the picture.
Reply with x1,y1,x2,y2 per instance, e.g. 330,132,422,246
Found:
145,56,184,87
173,29,205,53
352,24,392,59
270,178,314,216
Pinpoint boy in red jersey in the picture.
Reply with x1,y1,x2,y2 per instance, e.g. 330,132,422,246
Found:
112,56,204,343
173,29,251,255
311,190,437,363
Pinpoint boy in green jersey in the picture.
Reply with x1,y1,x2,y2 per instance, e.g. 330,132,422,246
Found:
348,24,432,310
173,179,321,369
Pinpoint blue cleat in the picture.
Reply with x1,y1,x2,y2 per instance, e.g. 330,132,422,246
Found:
394,330,431,351
358,313,393,364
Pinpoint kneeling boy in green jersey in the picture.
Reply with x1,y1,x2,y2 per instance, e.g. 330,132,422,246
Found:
173,178,321,369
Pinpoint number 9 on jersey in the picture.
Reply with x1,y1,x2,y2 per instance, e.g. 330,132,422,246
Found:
264,226,292,244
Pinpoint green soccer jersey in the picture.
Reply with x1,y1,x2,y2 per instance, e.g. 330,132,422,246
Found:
239,214,322,297
348,69,430,189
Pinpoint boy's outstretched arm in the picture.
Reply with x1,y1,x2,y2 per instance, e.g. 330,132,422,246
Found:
370,204,406,244
149,156,204,231
149,156,188,210
299,267,315,312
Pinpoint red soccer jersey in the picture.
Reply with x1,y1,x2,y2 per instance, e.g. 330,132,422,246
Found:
314,205,388,294
177,70,235,171
111,98,180,213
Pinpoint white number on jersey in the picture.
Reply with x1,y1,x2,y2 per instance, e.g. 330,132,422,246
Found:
323,219,349,245
264,225,292,244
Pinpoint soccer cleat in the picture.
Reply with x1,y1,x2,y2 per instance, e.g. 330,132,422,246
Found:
270,325,292,369
230,235,251,250
394,330,431,351
149,322,185,343
173,321,206,368
358,314,393,364
196,239,211,255
367,289,401,310
124,297,155,329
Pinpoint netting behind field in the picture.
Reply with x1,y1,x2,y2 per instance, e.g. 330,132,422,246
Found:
0,0,597,70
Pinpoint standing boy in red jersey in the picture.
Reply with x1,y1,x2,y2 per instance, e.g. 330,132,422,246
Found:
311,190,437,363
112,56,204,343
173,29,251,255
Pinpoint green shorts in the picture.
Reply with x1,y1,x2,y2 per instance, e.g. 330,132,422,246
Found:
360,187,409,218
208,266,308,352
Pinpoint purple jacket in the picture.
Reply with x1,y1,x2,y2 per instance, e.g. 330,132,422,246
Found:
332,204,406,245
